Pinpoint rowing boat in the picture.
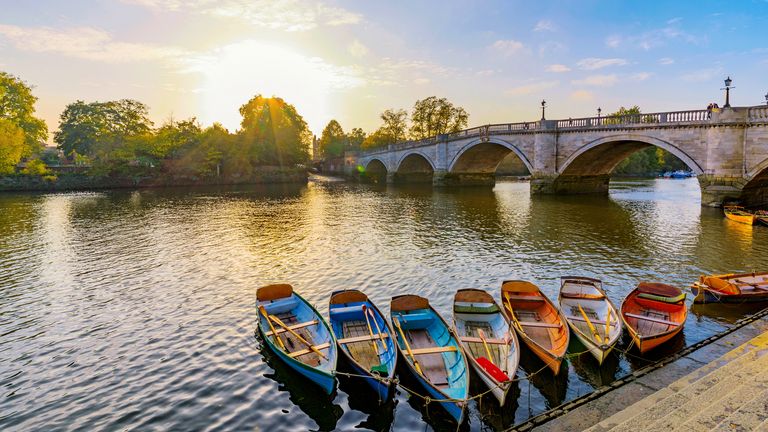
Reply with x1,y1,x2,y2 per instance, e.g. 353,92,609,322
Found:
390,294,469,423
621,282,687,353
328,289,397,400
256,284,337,394
452,289,520,405
757,210,768,227
691,272,768,303
501,280,569,375
558,276,622,365
724,206,757,225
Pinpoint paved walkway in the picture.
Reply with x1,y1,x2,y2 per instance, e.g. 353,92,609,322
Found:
527,312,768,432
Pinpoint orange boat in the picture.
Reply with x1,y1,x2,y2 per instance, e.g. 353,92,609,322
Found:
500,280,569,374
724,206,756,225
621,282,687,354
757,210,768,227
691,272,768,303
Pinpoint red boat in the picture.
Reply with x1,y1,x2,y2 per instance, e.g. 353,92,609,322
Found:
621,282,687,354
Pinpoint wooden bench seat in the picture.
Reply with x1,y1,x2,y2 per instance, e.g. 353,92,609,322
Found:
625,312,679,327
410,346,458,355
565,315,618,326
460,336,506,344
337,333,389,345
505,295,545,302
518,321,562,328
287,342,331,358
265,320,318,337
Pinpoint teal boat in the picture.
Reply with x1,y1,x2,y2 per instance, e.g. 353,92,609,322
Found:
257,284,337,394
329,289,397,400
390,294,469,423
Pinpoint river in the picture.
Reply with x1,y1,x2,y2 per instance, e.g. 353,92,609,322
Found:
1,177,767,431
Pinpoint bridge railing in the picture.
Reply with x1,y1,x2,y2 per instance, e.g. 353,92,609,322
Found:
750,106,768,121
556,109,709,129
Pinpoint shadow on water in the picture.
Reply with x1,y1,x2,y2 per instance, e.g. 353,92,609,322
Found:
690,302,768,325
255,334,343,431
567,337,624,388
517,345,569,412
467,367,520,431
395,361,470,432
335,357,397,432
623,329,687,371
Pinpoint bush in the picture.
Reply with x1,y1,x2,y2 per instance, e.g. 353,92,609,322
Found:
21,158,50,176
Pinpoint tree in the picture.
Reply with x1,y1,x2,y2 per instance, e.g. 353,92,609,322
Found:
0,119,25,174
318,119,346,158
361,129,392,150
21,159,50,176
347,128,366,150
238,95,311,166
380,109,408,143
0,72,48,156
409,96,469,139
54,99,153,157
151,118,202,159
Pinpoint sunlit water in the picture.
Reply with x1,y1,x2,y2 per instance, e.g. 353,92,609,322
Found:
1,178,767,431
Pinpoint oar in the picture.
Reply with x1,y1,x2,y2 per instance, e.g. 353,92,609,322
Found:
361,305,380,357
267,312,328,360
604,308,612,345
393,316,423,375
478,328,495,365
503,293,524,334
259,305,286,350
365,306,386,353
578,303,602,344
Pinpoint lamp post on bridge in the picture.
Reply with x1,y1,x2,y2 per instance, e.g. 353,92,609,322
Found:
722,76,734,108
765,92,768,106
541,100,547,120
597,107,601,118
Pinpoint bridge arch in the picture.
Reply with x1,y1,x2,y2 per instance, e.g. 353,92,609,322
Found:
448,137,534,174
558,134,704,176
741,157,768,207
394,152,435,183
362,158,389,183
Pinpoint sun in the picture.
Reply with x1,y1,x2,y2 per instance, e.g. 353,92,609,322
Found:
187,40,362,133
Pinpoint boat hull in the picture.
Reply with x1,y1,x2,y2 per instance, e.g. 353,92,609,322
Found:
399,350,466,423
621,283,687,354
569,328,614,364
691,285,768,304
338,348,393,400
466,359,511,405
629,327,682,354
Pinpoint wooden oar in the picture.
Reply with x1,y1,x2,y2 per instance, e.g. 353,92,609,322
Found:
604,308,612,345
361,305,380,357
503,292,524,334
258,305,286,350
577,303,602,344
267,312,328,360
393,316,422,375
365,306,386,353
478,328,494,365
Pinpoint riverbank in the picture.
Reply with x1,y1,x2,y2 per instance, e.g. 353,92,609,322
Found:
518,306,768,431
0,168,308,192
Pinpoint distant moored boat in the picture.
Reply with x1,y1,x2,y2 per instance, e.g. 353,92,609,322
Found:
724,206,757,225
691,272,768,304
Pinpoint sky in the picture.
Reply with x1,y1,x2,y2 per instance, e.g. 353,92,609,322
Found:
1,0,768,142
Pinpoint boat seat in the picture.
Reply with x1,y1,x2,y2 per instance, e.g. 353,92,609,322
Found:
505,295,545,301
265,320,318,336
564,315,618,326
411,346,458,355
262,296,298,315
329,304,364,321
460,336,506,344
398,312,433,329
338,333,389,344
518,321,561,328
287,342,331,358
560,292,605,300
625,312,680,327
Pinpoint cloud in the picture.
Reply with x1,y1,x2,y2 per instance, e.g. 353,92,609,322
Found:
605,22,702,51
546,64,571,73
533,20,556,32
571,74,618,87
605,35,622,48
413,77,430,85
658,57,675,65
570,90,594,101
0,24,185,62
680,67,722,82
475,69,497,77
123,0,362,31
506,80,559,96
576,57,627,70
362,58,458,87
491,39,525,56
538,41,566,57
347,39,368,57
630,72,652,81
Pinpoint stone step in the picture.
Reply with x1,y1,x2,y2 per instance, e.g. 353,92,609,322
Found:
645,349,768,432
710,386,768,431
586,331,768,432
671,360,768,431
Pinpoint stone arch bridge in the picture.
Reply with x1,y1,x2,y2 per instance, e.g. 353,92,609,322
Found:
354,106,768,207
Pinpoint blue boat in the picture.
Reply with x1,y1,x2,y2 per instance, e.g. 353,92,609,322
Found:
328,290,397,400
257,284,337,394
390,294,469,424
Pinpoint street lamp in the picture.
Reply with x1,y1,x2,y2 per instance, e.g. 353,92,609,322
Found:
765,92,768,106
722,76,734,108
597,107,602,118
541,99,547,120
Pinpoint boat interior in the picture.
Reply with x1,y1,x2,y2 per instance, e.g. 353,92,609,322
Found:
559,278,620,346
501,281,568,357
700,273,768,296
623,284,687,337
453,289,515,375
258,284,335,371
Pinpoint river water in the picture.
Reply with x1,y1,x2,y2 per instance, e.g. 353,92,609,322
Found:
1,178,767,431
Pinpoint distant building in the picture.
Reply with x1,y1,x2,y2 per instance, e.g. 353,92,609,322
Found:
312,134,320,162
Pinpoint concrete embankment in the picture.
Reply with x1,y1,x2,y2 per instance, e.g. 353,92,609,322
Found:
513,308,768,431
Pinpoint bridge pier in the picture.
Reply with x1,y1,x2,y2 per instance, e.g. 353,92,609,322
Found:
530,174,611,195
433,171,495,187
698,175,749,207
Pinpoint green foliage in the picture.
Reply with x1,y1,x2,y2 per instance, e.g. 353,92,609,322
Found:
361,108,408,149
238,95,311,166
0,119,25,174
0,71,48,156
54,99,153,157
151,118,202,159
347,128,366,150
409,96,469,139
318,119,346,157
21,158,50,176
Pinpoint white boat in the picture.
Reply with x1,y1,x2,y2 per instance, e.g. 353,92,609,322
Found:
452,289,520,405
558,277,622,365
